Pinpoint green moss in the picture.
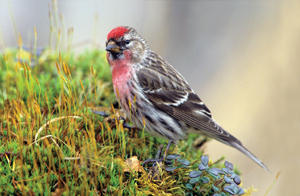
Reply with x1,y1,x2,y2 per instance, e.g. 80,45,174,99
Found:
0,48,248,195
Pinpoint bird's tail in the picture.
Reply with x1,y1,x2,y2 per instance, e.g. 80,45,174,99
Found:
206,119,270,171
229,140,270,172
189,115,269,171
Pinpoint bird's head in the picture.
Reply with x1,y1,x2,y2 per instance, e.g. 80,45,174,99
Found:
105,26,148,65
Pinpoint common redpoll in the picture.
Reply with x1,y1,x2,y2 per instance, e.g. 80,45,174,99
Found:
105,26,268,170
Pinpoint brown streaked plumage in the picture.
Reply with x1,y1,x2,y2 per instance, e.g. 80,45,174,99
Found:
105,26,269,171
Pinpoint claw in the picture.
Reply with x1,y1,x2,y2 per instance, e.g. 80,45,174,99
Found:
142,158,163,166
92,110,109,117
142,140,174,167
143,144,164,166
142,141,175,179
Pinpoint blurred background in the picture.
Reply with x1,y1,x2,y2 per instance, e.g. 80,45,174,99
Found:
0,0,299,195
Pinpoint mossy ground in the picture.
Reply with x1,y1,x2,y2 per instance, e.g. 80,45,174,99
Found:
0,48,189,195
0,47,252,195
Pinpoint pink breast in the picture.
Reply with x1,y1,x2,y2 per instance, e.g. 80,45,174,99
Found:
112,62,132,99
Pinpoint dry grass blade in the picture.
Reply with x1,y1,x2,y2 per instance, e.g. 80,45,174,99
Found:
34,115,82,145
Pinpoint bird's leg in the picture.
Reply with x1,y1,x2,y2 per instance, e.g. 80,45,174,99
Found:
155,144,164,159
92,110,109,117
142,140,174,166
142,144,164,166
163,140,173,160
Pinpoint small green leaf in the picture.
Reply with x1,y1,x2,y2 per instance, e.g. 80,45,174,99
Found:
189,177,200,184
200,176,210,184
189,170,202,178
185,183,193,190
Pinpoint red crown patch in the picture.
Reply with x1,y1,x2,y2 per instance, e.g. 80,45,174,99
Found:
107,26,129,40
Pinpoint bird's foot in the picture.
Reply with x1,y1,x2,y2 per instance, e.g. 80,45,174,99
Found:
142,144,165,179
142,144,164,167
142,140,174,166
142,140,175,178
142,158,163,166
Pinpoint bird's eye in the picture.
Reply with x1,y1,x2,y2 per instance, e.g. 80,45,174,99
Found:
119,40,131,48
124,40,131,45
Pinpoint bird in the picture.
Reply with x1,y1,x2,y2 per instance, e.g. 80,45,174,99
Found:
105,26,269,171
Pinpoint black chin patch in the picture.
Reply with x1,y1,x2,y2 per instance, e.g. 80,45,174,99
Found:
111,51,123,60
